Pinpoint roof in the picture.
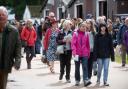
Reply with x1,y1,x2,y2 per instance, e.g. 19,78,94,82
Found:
28,5,42,18
67,0,77,8
40,0,48,11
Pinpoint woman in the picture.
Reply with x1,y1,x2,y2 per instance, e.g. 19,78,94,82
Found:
86,19,97,80
57,20,72,83
43,18,59,73
21,19,37,69
71,22,91,86
93,24,115,86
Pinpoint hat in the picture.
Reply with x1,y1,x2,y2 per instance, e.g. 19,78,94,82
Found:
50,18,59,24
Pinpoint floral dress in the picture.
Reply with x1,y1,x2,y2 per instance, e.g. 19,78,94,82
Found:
47,31,58,61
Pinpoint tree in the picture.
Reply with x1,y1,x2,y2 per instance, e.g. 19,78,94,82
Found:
0,0,44,20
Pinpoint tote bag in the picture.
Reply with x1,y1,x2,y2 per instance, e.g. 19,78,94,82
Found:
56,45,64,54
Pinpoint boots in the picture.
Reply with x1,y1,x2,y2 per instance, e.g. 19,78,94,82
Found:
27,61,31,69
26,58,31,69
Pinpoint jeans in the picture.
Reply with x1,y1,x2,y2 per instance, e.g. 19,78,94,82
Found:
75,56,88,82
97,58,110,83
93,61,97,73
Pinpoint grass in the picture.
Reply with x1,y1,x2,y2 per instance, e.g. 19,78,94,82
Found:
115,54,128,64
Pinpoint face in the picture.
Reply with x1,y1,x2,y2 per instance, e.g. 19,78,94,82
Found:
0,9,8,27
64,22,71,31
52,22,58,29
86,21,91,30
49,12,55,19
125,18,128,26
26,20,33,28
100,26,106,34
79,23,87,32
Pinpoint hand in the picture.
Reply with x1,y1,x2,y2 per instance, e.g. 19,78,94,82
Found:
14,65,20,70
14,60,21,70
73,54,76,57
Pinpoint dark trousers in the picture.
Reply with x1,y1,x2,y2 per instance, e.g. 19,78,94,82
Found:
25,46,35,61
59,50,72,80
0,71,8,89
88,52,94,79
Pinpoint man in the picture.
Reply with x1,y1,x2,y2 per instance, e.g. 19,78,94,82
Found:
117,17,128,67
0,6,21,89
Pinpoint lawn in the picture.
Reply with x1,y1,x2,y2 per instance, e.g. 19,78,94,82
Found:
115,54,128,64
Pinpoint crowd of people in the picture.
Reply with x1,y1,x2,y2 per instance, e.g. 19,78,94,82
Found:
0,6,128,89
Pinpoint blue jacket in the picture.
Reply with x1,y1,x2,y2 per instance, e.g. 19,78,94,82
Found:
117,25,128,44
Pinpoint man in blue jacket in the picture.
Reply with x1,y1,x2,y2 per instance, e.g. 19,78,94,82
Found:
117,17,128,67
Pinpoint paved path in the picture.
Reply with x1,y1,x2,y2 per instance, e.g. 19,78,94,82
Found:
7,55,128,89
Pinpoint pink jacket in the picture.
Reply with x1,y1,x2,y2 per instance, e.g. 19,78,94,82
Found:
71,30,90,58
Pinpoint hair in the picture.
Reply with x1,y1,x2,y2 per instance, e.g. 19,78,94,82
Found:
49,12,55,17
86,19,96,33
0,6,8,16
97,16,105,24
63,20,72,28
98,23,108,35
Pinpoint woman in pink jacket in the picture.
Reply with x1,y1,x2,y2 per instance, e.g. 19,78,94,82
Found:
71,21,91,86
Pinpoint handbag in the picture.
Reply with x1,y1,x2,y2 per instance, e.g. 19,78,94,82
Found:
41,56,48,63
56,45,64,54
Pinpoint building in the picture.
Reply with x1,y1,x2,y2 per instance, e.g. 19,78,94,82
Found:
41,0,128,20
23,5,42,23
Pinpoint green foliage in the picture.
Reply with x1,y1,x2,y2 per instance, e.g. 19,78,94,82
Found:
115,54,128,64
26,0,43,5
0,0,43,20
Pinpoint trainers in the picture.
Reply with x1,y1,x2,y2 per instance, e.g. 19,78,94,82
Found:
75,81,80,86
66,79,71,83
104,82,109,86
84,81,92,87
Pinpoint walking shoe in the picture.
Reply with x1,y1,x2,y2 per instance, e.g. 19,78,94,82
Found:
75,81,80,86
27,62,31,69
93,71,97,76
104,82,109,86
122,64,125,67
66,79,71,83
84,81,92,87
96,80,100,85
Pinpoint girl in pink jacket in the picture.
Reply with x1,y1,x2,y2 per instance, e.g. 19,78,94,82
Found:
71,22,91,86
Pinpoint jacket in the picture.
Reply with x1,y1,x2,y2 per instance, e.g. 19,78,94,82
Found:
0,24,21,73
43,28,59,50
117,25,128,44
123,30,128,48
71,30,90,58
93,33,115,61
21,26,37,46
